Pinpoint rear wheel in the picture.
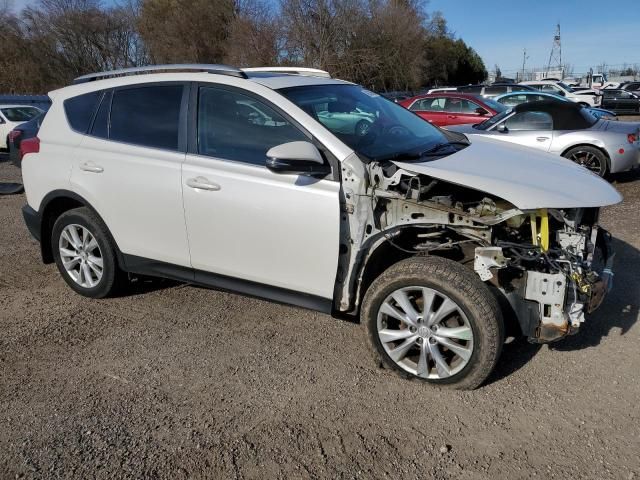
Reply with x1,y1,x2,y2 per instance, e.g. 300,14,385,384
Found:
52,207,125,298
361,256,504,390
563,146,608,177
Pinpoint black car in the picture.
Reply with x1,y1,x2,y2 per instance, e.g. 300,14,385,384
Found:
620,82,640,93
601,89,640,114
8,112,44,167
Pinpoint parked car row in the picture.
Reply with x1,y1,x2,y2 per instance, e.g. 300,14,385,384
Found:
0,105,43,151
493,91,617,120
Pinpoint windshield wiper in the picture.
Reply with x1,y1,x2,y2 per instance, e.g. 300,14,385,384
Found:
419,141,469,156
374,141,469,162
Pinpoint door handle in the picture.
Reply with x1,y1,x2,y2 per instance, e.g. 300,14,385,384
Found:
536,137,550,142
186,176,221,191
447,115,458,118
79,162,103,173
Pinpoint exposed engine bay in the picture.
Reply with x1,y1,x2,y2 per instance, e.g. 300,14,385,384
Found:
335,153,614,343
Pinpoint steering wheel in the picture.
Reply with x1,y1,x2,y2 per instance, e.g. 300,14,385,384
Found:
384,124,411,137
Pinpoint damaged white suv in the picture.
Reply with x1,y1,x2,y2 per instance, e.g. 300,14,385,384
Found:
21,65,621,389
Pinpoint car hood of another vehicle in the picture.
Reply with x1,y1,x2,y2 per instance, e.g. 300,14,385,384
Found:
392,135,622,210
444,124,479,134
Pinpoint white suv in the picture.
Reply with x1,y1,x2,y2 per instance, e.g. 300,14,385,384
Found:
22,64,621,389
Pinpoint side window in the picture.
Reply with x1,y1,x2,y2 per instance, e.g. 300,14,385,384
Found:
409,99,426,111
444,98,478,113
110,85,183,151
501,94,527,106
64,91,102,133
540,84,560,94
504,111,553,131
617,91,633,99
484,86,507,96
197,87,307,166
424,98,446,111
458,86,483,94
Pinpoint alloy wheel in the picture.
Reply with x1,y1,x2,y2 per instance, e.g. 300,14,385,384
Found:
58,224,104,288
568,150,604,175
376,286,474,379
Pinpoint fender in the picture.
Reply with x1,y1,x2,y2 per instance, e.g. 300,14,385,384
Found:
36,189,126,267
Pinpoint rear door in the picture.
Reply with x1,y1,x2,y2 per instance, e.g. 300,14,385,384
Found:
70,83,191,267
181,84,340,301
408,97,448,125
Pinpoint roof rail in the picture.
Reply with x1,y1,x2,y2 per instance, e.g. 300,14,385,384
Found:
242,67,331,78
73,64,247,84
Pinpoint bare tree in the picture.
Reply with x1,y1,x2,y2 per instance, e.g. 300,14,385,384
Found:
225,0,281,66
138,0,235,63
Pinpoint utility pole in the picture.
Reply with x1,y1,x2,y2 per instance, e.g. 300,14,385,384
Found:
521,48,529,82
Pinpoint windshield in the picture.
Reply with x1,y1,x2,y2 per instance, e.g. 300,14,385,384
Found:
478,97,508,113
474,108,513,130
558,82,574,93
279,84,451,162
580,108,598,125
1,107,41,122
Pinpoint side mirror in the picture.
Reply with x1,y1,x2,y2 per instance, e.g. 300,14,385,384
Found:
475,107,489,115
496,124,509,133
266,141,331,177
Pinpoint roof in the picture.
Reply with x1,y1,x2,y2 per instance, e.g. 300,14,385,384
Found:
514,100,594,130
246,73,351,89
50,65,350,100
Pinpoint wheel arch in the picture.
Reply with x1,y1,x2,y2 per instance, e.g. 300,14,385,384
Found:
561,143,611,169
349,225,468,314
38,190,124,266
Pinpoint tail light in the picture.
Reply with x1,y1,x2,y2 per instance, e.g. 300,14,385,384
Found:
8,130,22,144
628,133,638,144
20,136,40,160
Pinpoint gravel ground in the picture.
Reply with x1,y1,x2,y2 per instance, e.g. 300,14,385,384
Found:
1,154,639,479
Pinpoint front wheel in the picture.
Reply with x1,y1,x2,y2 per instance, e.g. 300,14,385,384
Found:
563,146,608,177
361,256,504,390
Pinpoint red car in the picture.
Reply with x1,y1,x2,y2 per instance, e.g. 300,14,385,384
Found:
399,93,507,127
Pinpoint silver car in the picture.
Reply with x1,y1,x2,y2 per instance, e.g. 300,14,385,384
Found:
446,100,640,177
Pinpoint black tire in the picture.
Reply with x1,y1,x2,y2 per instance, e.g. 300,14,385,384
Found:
361,256,504,390
563,145,608,177
51,207,125,298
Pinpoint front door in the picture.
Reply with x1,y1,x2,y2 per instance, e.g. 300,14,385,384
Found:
182,85,341,300
487,111,553,152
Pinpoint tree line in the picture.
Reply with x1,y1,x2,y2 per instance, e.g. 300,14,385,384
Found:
0,0,487,94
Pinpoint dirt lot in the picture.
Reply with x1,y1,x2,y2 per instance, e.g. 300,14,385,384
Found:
1,155,639,479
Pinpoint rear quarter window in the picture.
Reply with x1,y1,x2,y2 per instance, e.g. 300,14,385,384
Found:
63,91,102,133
